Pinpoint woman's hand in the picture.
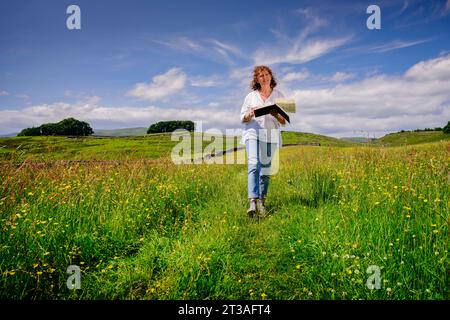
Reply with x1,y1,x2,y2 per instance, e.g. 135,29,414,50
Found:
243,107,256,122
270,110,286,125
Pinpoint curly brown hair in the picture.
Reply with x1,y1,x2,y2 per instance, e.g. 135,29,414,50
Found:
251,65,277,91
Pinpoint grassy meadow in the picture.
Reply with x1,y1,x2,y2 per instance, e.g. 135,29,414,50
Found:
374,130,450,147
0,132,448,300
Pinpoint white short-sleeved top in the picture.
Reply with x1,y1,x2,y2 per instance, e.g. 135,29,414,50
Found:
239,89,286,146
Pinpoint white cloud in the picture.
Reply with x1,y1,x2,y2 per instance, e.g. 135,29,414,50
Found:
208,39,243,57
405,53,450,81
152,37,202,52
0,96,241,134
3,55,450,138
285,54,450,136
253,7,350,66
292,113,448,138
190,75,222,87
153,36,244,65
229,66,254,88
295,7,329,39
368,39,432,53
329,72,355,82
253,36,351,66
127,68,187,101
280,69,354,84
206,38,245,65
282,70,310,82
400,1,409,14
0,96,100,133
15,94,29,99
0,90,9,96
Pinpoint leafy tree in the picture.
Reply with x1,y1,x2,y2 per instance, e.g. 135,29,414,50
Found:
17,126,41,136
58,117,93,136
443,121,450,134
40,123,60,135
17,118,93,136
147,120,195,134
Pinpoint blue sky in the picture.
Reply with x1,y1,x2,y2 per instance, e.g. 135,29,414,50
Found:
1,0,450,137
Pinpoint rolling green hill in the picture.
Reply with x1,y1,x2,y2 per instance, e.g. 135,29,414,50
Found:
0,132,19,138
373,130,450,146
93,127,148,136
281,131,357,147
0,133,240,162
0,131,358,162
340,137,376,143
2,130,448,162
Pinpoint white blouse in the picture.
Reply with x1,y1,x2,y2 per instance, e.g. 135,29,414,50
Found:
239,88,286,146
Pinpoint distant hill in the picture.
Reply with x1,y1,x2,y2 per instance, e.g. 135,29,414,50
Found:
283,130,450,147
1,130,449,162
60,127,450,147
93,127,147,137
281,131,357,147
0,132,18,138
90,128,358,147
373,130,450,146
340,137,377,143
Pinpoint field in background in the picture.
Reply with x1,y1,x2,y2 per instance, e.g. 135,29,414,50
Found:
93,127,148,137
0,133,240,162
0,133,448,299
0,131,348,163
2,130,447,162
373,131,450,146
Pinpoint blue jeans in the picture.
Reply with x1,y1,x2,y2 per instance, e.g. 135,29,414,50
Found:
245,139,277,199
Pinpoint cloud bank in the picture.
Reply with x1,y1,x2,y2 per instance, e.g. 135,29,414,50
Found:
1,55,449,137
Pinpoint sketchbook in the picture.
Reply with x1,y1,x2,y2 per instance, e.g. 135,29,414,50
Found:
254,99,296,123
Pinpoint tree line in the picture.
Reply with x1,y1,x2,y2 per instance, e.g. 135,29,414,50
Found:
147,121,195,134
18,118,94,136
18,118,447,137
399,121,450,134
17,119,195,136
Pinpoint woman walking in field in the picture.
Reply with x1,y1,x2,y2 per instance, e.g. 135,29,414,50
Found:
240,65,286,218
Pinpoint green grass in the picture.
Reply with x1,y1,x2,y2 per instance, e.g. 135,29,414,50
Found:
0,133,240,162
373,131,450,147
281,131,357,147
0,138,448,300
93,127,148,137
0,130,354,163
